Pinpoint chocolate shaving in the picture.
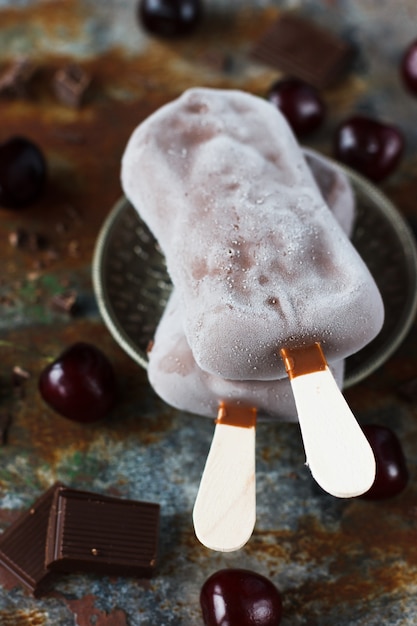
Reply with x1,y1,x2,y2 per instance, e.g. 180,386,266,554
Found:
8,228,28,249
197,50,233,73
250,12,354,88
0,57,37,98
53,64,91,108
49,290,78,315
8,229,48,251
12,365,31,385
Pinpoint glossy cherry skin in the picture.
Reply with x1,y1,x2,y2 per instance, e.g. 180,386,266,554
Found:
39,342,118,423
266,77,326,136
401,39,417,95
333,115,404,182
200,568,283,626
361,425,409,500
0,136,47,209
138,0,202,37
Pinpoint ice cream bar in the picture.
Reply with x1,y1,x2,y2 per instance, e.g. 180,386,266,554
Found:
121,88,384,382
147,147,353,421
148,288,345,421
302,148,355,237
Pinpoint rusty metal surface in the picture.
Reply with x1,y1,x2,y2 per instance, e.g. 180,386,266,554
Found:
1,1,417,624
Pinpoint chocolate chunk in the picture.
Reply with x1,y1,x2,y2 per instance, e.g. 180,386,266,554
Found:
0,483,63,596
53,64,91,108
45,487,160,578
250,13,354,88
8,228,28,249
49,290,78,315
8,229,48,251
0,57,37,98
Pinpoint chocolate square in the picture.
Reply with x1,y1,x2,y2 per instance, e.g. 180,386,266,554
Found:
45,487,160,578
53,63,91,108
0,483,62,596
250,13,354,88
0,57,37,98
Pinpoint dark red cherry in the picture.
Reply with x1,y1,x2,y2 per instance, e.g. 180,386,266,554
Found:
401,39,417,95
333,115,404,182
200,568,283,626
266,77,326,136
0,136,47,209
361,424,409,500
138,0,202,37
39,342,118,423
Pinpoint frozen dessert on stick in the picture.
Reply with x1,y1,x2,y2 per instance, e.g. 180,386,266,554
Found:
148,289,345,421
121,87,384,550
146,147,353,421
281,343,376,497
121,87,383,382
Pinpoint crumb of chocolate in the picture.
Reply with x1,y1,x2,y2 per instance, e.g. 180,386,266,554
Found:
0,295,15,307
8,228,28,249
12,365,31,380
54,129,86,144
398,377,417,402
9,229,48,252
12,366,31,400
197,50,233,73
44,249,60,265
65,204,83,221
49,290,78,315
68,240,80,257
27,232,48,252
53,64,91,108
0,412,12,445
250,12,354,88
55,222,69,234
0,57,37,98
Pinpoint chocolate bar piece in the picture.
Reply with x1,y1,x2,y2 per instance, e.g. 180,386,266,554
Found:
0,57,37,98
53,63,91,108
0,483,62,596
250,12,353,88
46,487,160,578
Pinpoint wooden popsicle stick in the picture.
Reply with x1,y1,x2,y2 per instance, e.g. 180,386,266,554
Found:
192,403,257,552
281,343,376,498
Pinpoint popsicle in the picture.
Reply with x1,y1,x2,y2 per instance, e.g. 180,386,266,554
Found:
148,288,345,421
121,87,383,550
147,146,354,421
121,87,384,382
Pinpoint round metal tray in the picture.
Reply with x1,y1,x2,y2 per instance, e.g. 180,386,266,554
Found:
93,165,417,389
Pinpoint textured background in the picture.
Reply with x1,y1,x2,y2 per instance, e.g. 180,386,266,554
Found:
1,1,417,624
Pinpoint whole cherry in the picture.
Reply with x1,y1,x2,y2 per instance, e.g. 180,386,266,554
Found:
361,424,409,500
333,115,404,182
39,342,118,423
138,0,202,37
0,136,47,209
401,39,417,95
266,77,326,136
200,568,283,626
